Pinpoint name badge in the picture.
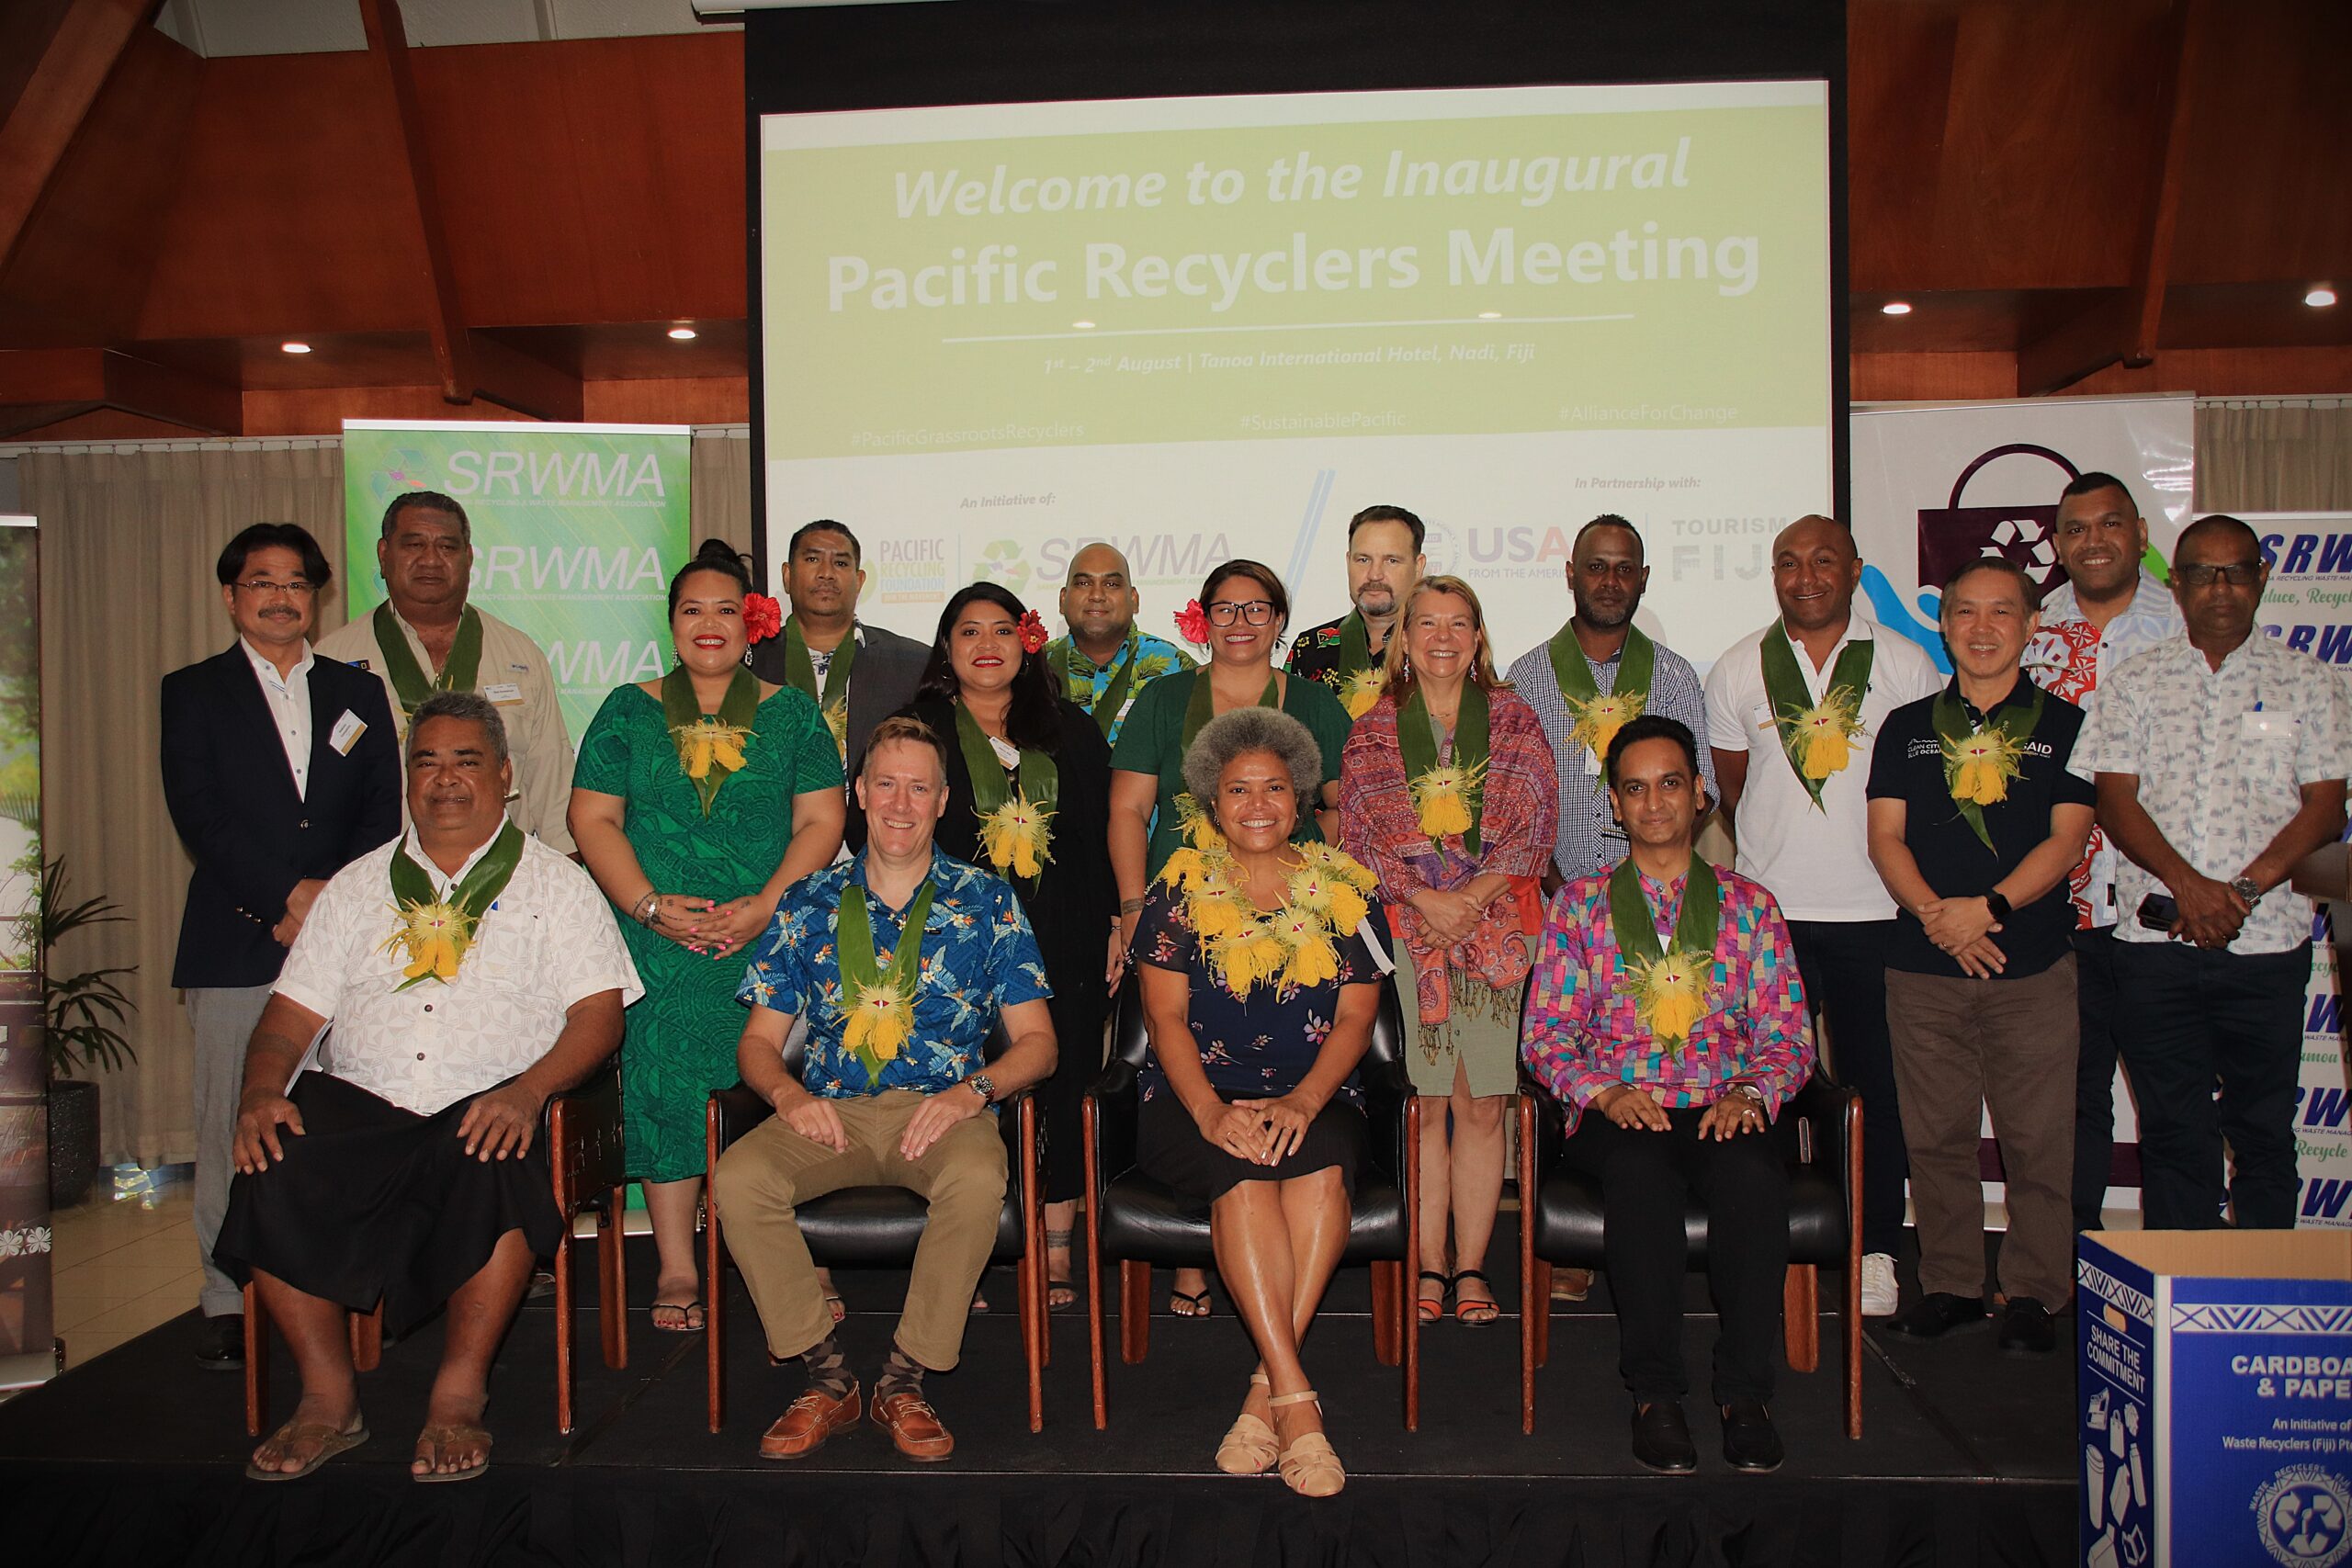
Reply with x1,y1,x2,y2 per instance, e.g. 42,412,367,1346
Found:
1583,745,1602,776
483,682,524,705
1748,699,1774,732
2242,710,2300,740
329,710,367,755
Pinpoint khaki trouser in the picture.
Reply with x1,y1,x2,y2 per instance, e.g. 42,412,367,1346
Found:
1884,955,2078,1309
712,1089,1007,1371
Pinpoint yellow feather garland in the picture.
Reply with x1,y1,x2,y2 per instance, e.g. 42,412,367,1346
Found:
1340,666,1387,720
842,978,913,1064
1793,692,1863,780
1567,692,1645,766
978,795,1054,879
1626,949,1712,1053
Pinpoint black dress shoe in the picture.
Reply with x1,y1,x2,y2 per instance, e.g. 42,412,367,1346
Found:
1719,1398,1784,1472
1997,1296,2058,1355
1630,1400,1698,1474
194,1314,245,1371
1883,1292,1989,1339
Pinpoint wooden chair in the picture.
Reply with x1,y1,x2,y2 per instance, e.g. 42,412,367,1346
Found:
243,1065,629,1437
1517,1071,1863,1437
1082,976,1420,1429
701,1019,1045,1434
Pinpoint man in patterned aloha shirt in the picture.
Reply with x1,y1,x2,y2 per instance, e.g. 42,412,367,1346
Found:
1045,542,1195,744
1522,715,1815,1477
2020,470,2182,1232
715,716,1057,1463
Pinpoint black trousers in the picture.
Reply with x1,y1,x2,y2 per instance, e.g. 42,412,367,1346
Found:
1789,919,1907,1257
2112,941,2310,1230
1566,1108,1789,1404
2071,926,2124,1232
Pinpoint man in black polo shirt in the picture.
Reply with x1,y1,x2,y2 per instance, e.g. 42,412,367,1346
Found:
1863,558,2095,1356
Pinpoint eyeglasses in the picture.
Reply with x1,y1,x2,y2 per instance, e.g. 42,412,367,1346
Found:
1205,600,1275,626
235,579,317,597
2176,562,2262,588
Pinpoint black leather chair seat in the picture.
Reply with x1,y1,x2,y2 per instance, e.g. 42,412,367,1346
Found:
1096,1171,1407,1264
1531,1163,1849,1266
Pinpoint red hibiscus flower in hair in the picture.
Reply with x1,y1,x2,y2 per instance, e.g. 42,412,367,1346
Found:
1017,608,1049,654
1173,599,1211,647
743,592,785,645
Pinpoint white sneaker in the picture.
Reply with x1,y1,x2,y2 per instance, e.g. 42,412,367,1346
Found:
1860,1252,1899,1317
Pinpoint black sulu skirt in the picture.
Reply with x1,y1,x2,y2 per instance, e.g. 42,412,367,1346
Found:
1136,1091,1365,1203
213,1071,563,1337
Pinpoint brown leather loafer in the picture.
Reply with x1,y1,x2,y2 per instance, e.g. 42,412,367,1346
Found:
758,1382,861,1461
871,1390,955,1462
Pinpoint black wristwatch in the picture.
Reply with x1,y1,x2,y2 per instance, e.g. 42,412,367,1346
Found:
1983,890,2012,923
967,1072,996,1106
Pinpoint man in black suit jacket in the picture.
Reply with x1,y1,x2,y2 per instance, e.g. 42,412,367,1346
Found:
161,524,401,1370
749,519,929,783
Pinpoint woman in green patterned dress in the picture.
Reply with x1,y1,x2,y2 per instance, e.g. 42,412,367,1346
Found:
571,539,846,1332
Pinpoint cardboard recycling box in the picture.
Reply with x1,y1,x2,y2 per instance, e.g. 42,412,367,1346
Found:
2076,1231,2352,1568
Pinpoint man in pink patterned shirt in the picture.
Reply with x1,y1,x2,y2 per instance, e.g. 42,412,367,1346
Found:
1522,715,1815,1475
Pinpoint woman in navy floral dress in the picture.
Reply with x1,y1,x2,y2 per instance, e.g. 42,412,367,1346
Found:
1131,707,1383,1498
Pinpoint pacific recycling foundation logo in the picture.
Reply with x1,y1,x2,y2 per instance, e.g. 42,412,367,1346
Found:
2256,1465,2352,1568
973,539,1033,597
367,448,435,506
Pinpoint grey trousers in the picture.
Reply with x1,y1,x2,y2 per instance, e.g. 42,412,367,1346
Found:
187,984,275,1318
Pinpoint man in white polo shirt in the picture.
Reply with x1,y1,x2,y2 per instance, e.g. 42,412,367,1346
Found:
1704,514,1941,1317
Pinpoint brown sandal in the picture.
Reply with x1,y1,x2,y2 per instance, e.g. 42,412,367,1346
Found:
413,1422,492,1483
1216,1373,1277,1475
245,1416,368,1482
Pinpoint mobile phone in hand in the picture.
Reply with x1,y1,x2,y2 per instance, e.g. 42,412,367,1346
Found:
2136,893,2179,932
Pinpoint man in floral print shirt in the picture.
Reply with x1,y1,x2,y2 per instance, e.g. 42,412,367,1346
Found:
714,716,1056,1464
2020,471,2182,1233
1045,543,1195,743
1522,716,1814,1476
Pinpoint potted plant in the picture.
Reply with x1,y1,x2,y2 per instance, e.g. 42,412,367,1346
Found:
39,859,136,1209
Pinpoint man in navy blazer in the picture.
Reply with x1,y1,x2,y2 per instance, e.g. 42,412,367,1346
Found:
161,523,401,1370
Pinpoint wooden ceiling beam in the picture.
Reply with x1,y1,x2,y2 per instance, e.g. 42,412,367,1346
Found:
469,333,582,424
0,344,239,433
2017,0,2203,395
358,0,477,406
0,0,151,275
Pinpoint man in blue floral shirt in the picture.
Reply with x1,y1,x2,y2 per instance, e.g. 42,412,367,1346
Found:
715,716,1056,1463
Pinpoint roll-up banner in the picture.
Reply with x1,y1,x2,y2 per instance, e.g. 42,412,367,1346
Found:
342,422,694,745
1849,395,2196,1222
2245,513,2352,1231
0,515,46,1389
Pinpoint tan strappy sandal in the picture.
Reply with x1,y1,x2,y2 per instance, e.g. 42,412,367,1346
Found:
1269,1389,1344,1497
1216,1372,1278,1475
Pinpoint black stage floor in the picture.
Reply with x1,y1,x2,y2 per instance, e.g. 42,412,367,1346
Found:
0,1218,2077,1567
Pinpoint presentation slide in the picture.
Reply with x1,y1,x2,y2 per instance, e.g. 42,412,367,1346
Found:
760,83,1830,665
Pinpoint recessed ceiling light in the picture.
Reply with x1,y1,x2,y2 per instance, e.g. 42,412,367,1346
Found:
666,325,698,341
280,341,311,354
2307,287,2338,309
1072,320,1096,330
1880,300,1913,316
1476,310,1502,320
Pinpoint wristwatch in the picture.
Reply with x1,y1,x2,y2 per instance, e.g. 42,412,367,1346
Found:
1982,890,2012,923
967,1072,997,1106
2230,874,2263,907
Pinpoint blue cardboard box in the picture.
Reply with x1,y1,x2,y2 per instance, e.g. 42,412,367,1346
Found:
2076,1231,2352,1568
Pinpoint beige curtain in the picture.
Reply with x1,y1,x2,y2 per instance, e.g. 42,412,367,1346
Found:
21,444,345,1166
2196,399,2352,513
691,427,752,555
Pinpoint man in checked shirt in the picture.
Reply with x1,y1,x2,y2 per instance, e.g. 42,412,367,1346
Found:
1521,716,1815,1476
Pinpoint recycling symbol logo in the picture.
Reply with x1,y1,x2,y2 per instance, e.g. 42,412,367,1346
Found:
1988,514,2060,583
2255,1467,2352,1568
973,538,1033,598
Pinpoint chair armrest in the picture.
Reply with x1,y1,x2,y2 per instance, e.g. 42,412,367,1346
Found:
549,1063,626,1208
1517,1072,1571,1185
708,1084,776,1160
1358,1055,1414,1184
1781,1070,1855,1171
1088,1059,1140,1182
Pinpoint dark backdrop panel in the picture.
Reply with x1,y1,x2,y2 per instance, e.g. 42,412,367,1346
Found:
744,0,1849,580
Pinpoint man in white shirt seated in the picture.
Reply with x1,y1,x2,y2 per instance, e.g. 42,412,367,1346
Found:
217,691,642,1484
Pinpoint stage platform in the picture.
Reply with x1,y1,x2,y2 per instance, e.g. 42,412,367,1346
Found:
0,1218,2076,1566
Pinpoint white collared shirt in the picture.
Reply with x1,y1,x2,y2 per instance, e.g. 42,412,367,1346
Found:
1702,614,1944,922
242,637,316,800
2076,632,2352,953
274,825,643,1114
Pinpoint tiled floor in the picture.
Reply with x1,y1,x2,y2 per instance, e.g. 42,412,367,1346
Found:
49,1183,205,1371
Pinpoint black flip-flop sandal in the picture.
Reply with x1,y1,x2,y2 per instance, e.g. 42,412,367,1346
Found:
1169,1288,1213,1318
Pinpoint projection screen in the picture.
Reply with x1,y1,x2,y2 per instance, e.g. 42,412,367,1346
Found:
758,81,1831,665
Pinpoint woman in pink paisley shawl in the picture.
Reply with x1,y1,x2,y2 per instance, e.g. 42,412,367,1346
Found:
1339,576,1556,1328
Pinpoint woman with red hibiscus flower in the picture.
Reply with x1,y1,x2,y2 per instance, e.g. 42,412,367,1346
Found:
570,538,847,1333
872,582,1117,1311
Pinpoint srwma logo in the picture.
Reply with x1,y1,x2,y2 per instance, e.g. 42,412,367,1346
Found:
445,449,668,499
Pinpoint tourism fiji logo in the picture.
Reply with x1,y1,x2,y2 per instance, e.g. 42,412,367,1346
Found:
2253,1465,2350,1568
367,448,435,506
